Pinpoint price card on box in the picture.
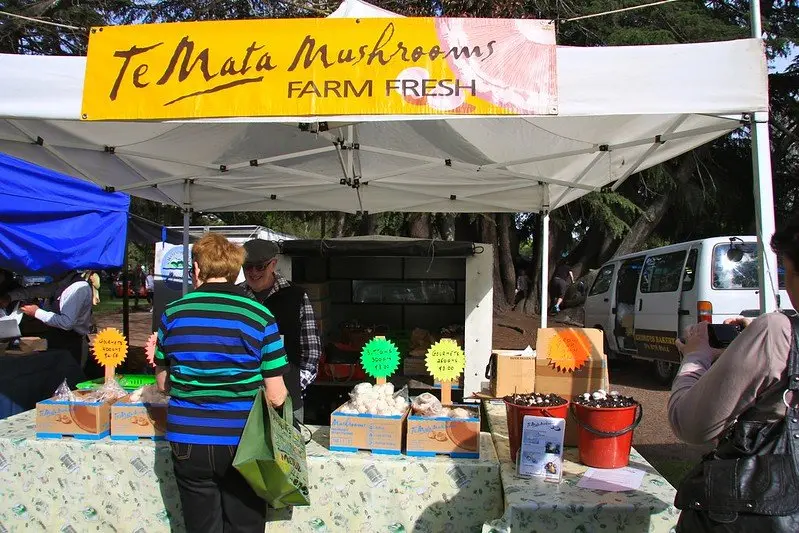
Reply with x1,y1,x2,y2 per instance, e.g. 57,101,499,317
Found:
425,339,466,382
518,415,565,483
92,327,128,382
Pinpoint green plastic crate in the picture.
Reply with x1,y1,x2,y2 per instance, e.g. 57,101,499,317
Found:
76,374,156,391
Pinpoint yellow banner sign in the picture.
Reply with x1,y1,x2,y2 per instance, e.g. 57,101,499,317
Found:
81,17,557,121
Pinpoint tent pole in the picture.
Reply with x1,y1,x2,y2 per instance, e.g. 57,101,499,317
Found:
182,180,191,296
122,236,129,341
750,1,779,313
539,211,550,329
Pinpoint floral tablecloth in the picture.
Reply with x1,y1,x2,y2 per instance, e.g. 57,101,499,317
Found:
482,401,680,533
0,410,503,532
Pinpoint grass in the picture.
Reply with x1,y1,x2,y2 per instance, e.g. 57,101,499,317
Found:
93,298,125,317
645,458,695,488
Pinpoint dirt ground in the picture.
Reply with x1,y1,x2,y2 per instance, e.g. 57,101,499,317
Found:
102,307,707,483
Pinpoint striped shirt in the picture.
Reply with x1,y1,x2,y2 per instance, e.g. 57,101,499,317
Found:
154,282,289,445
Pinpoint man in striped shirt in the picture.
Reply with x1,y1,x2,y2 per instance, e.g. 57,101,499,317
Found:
155,233,288,533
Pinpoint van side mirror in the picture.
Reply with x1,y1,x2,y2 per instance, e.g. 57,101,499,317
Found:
727,247,744,262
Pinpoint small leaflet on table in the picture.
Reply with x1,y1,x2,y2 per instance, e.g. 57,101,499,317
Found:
577,466,646,492
517,415,565,483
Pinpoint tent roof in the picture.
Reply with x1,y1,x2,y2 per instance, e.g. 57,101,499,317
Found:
0,0,768,214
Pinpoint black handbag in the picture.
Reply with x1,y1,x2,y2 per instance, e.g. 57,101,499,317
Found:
675,316,799,532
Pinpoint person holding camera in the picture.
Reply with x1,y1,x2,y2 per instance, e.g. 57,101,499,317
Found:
668,217,798,531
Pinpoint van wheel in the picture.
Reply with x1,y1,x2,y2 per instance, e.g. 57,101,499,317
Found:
653,360,678,385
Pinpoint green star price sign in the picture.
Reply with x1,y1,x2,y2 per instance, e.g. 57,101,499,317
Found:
360,337,401,380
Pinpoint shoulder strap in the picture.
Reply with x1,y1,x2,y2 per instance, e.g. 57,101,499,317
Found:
788,316,799,392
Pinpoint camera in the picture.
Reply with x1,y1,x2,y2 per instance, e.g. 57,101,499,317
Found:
707,323,742,349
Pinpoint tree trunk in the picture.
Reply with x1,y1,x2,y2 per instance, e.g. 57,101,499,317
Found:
614,155,694,257
481,214,508,311
359,213,378,235
497,213,517,304
332,212,347,237
524,214,543,315
455,214,480,242
437,213,456,241
407,213,432,239
319,213,326,238
564,225,617,279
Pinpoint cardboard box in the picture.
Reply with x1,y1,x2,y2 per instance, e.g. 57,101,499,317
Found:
534,328,610,446
489,349,536,397
18,337,47,353
36,391,112,440
329,406,409,455
406,405,480,458
111,394,168,440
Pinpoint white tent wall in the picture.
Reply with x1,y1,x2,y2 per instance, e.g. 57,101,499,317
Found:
0,0,776,396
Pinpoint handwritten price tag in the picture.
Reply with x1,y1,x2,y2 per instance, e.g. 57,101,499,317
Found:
360,337,401,379
425,339,465,382
92,327,128,369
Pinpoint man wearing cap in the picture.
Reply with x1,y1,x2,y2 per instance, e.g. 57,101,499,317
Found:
240,239,322,423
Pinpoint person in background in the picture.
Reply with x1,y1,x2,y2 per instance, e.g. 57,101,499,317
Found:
133,265,146,309
240,239,322,424
145,271,155,307
0,270,20,315
549,261,574,315
669,217,798,531
83,270,101,306
155,233,289,533
0,270,102,378
512,267,530,311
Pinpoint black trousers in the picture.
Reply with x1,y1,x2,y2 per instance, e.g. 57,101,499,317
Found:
45,329,103,380
170,442,266,533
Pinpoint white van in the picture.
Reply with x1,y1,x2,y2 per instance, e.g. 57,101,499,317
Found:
583,236,795,384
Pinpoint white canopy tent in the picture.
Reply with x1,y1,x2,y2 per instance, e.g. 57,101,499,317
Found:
0,0,778,394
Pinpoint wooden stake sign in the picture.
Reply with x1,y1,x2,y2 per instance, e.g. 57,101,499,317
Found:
360,336,401,385
92,327,128,382
425,338,466,406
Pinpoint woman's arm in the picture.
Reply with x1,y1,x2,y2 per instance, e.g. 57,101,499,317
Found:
668,314,791,444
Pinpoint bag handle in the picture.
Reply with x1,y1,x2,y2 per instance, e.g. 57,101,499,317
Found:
262,387,294,427
569,403,643,438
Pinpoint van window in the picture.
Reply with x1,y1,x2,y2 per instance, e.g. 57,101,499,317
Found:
682,249,698,292
589,265,615,296
713,243,787,290
640,251,687,293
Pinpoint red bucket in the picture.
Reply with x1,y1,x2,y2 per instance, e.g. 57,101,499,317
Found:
504,399,569,464
571,402,642,469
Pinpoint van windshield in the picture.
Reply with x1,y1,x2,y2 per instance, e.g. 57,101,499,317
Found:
713,243,786,290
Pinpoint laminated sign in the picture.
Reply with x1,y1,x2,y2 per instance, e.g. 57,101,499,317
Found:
81,17,557,120
233,392,310,508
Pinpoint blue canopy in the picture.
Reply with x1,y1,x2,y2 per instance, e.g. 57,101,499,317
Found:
0,153,130,275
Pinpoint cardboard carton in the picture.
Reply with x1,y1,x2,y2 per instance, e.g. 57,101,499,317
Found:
329,406,408,455
36,391,112,440
534,328,610,446
18,337,47,353
111,394,168,440
406,405,480,458
489,349,536,397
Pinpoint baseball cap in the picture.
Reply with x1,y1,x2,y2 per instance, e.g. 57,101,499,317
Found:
243,239,279,266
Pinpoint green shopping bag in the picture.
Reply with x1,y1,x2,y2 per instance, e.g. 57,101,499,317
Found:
232,390,310,508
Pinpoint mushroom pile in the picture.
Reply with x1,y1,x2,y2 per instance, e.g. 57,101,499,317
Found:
573,390,636,408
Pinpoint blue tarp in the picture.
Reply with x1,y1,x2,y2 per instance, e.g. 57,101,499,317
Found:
0,153,130,275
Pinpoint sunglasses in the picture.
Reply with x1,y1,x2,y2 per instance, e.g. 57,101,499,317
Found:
244,262,270,272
